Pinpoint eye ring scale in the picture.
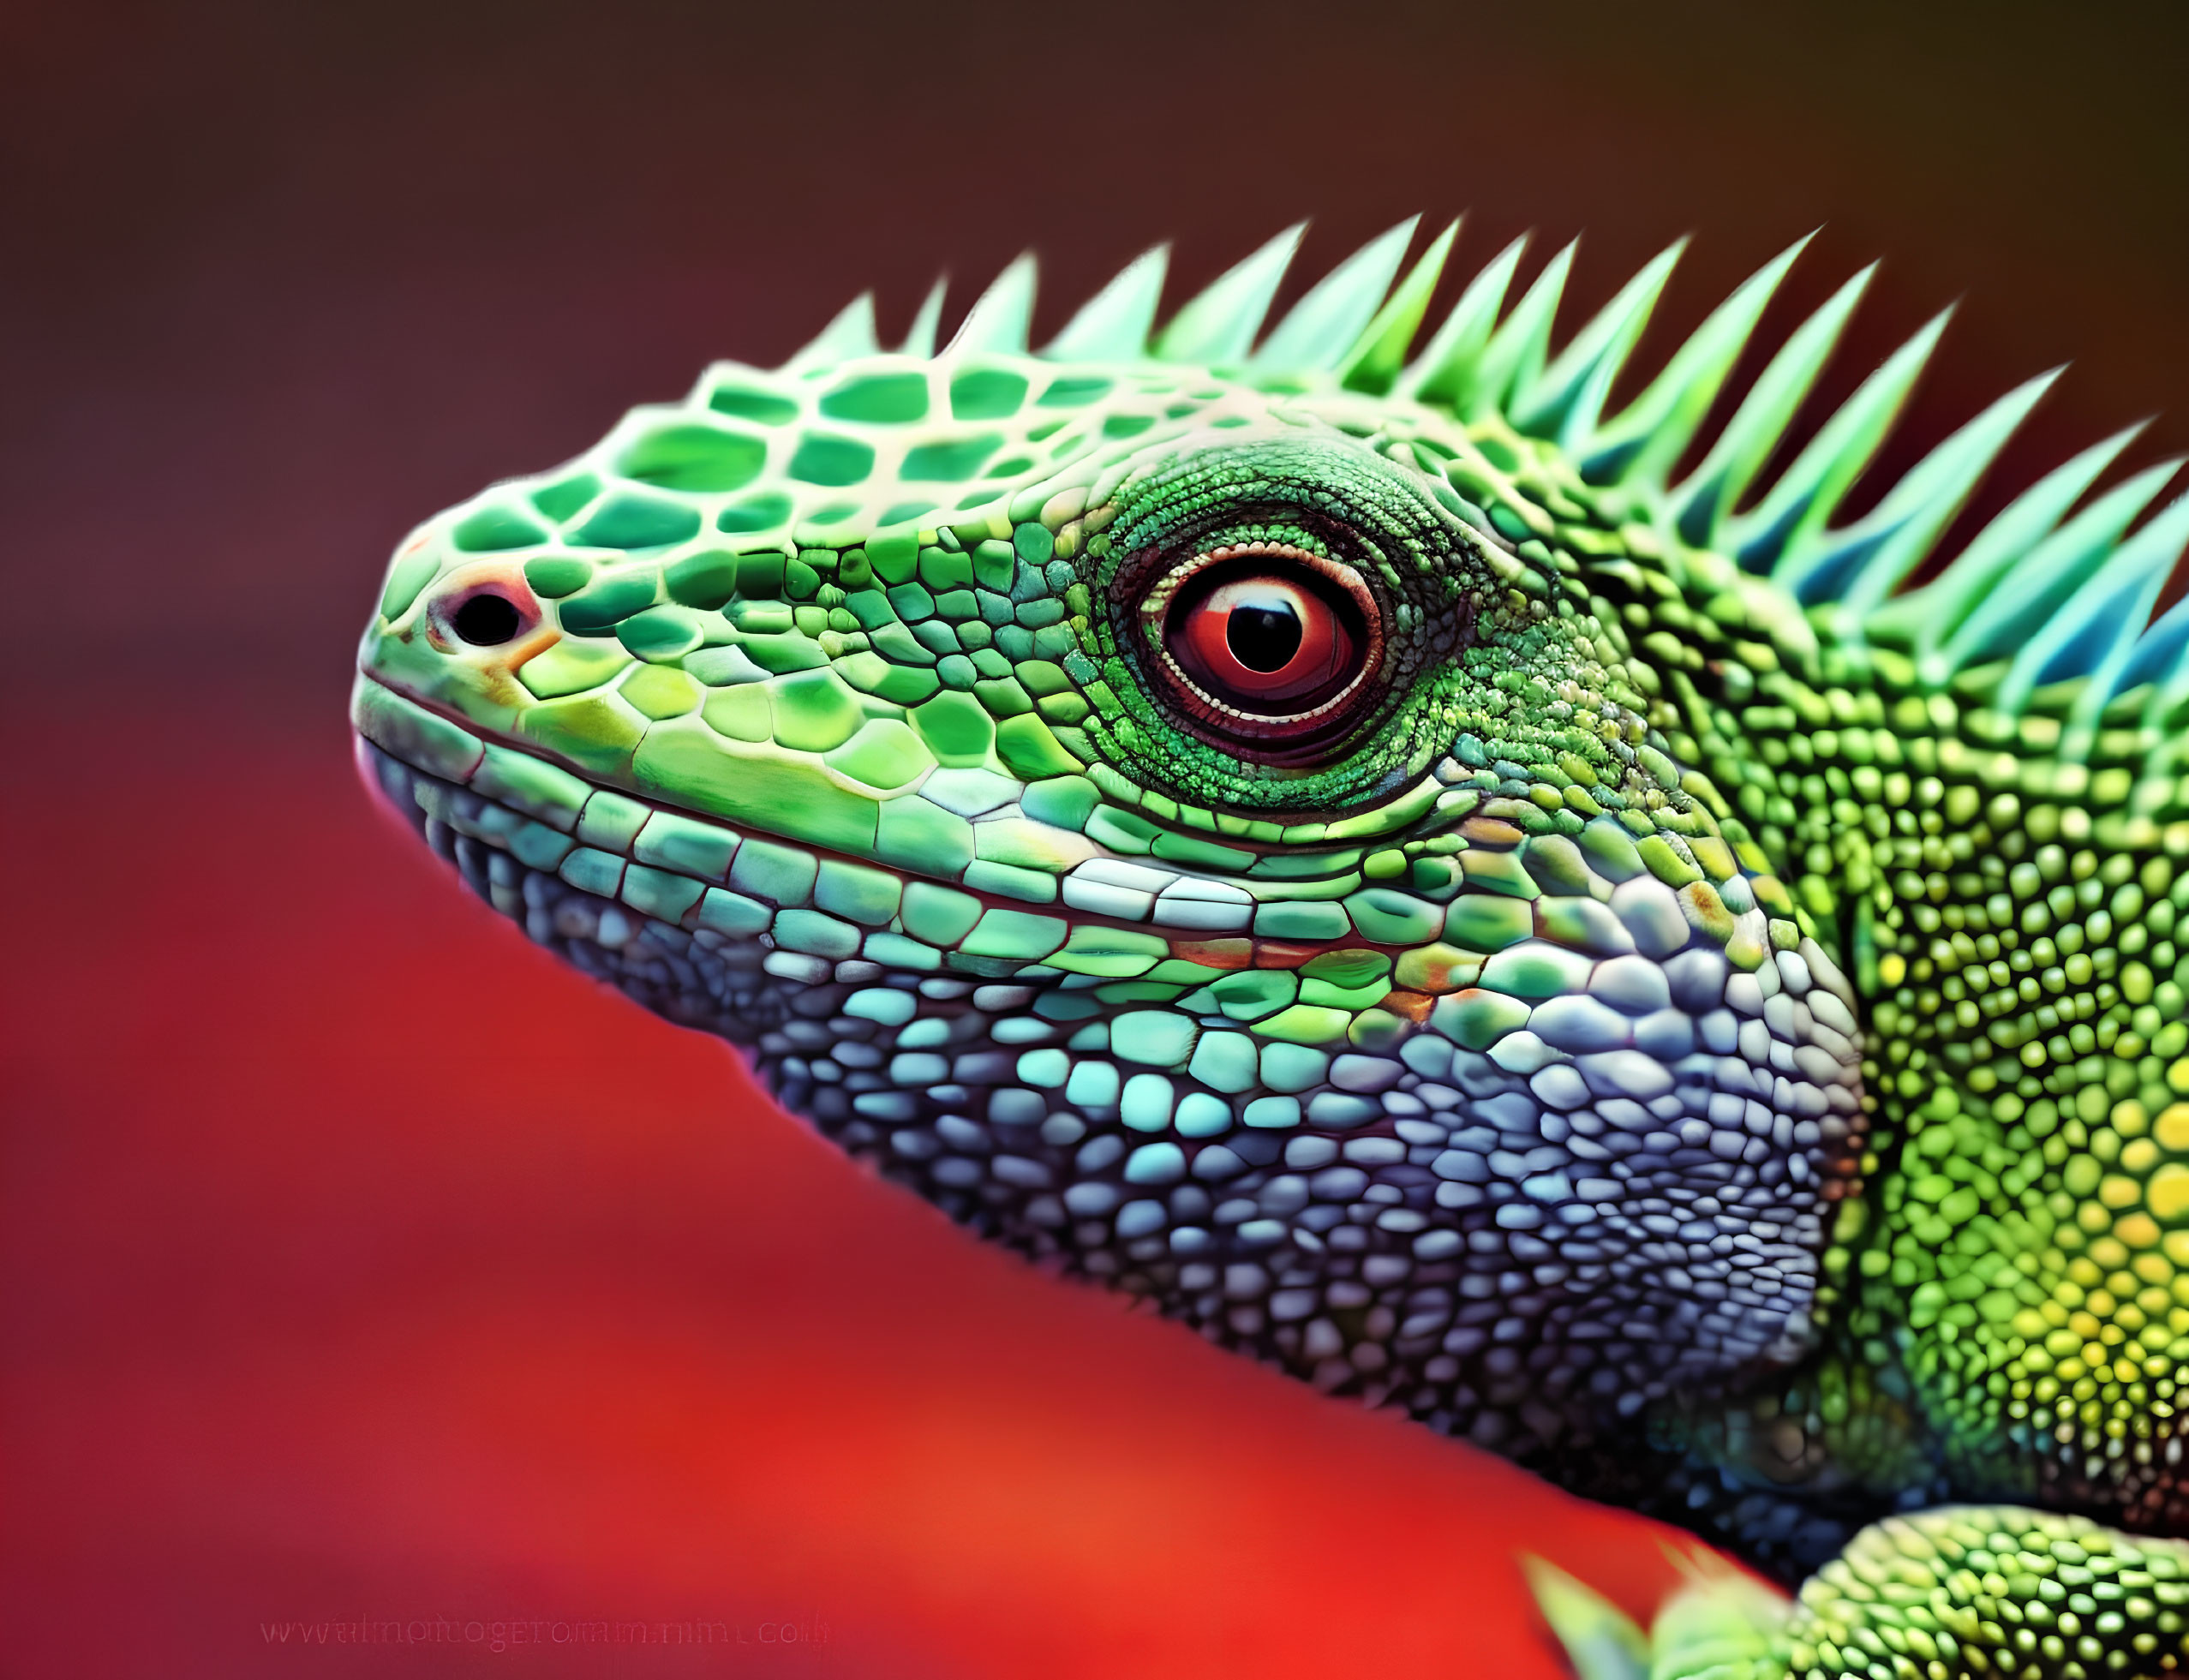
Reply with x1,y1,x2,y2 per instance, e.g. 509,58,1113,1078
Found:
1137,541,1385,754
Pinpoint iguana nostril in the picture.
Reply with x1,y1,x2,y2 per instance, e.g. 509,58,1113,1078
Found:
451,591,522,646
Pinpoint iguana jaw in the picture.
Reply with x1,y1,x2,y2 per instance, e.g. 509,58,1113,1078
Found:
354,643,1870,1447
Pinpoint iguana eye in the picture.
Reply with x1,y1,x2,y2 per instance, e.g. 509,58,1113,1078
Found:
1141,542,1383,750
449,590,523,646
1181,574,1347,698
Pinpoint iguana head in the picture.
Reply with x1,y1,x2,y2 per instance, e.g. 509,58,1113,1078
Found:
350,221,1871,1456
354,220,2189,1504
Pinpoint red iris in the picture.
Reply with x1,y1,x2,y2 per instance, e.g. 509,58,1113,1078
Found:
1142,543,1383,750
1177,575,1354,706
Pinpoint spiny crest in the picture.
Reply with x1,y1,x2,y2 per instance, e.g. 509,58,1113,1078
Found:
779,220,2189,741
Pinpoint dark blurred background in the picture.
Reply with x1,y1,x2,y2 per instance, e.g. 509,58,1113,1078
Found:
5,3,2188,1674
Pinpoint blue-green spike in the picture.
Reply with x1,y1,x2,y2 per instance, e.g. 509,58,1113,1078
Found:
1465,240,1576,421
2067,521,2189,762
1939,457,2185,678
1253,217,1420,374
900,276,948,358
2120,591,2189,705
1875,424,2144,677
1779,367,2061,614
1511,239,1687,445
1395,235,1527,407
1580,234,1815,488
1723,307,1952,573
1153,224,1306,368
2137,595,2189,748
782,292,881,372
2013,491,2189,728
1666,264,1875,550
1337,219,1459,395
947,254,1038,355
1044,244,1169,362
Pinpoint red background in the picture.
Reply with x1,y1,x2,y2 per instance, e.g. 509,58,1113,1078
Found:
6,3,2189,1673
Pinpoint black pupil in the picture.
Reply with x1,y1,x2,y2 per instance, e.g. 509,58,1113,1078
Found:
452,592,521,645
1225,601,1302,672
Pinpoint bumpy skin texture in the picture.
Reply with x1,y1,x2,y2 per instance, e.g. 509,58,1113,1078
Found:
354,222,2189,1676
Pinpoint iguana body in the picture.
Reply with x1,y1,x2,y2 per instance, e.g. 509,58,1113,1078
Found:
352,219,2189,1677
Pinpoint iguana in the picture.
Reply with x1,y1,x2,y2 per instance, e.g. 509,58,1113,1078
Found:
351,218,2189,1677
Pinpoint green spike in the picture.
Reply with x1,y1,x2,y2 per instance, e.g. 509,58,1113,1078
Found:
1465,240,1575,421
1044,244,1169,362
1579,233,1814,488
1871,424,2143,669
1939,456,2184,678
1780,367,2061,615
900,276,948,358
1337,219,1460,395
1520,1558,1648,1680
1253,216,1420,374
782,292,881,372
1642,1561,1789,1678
1666,263,1875,549
1511,239,1687,444
947,254,1038,355
1153,224,1306,368
2012,489,2189,725
1395,236,1527,407
1724,306,1952,571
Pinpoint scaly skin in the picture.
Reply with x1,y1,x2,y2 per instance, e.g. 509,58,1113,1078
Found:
353,220,2189,1677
